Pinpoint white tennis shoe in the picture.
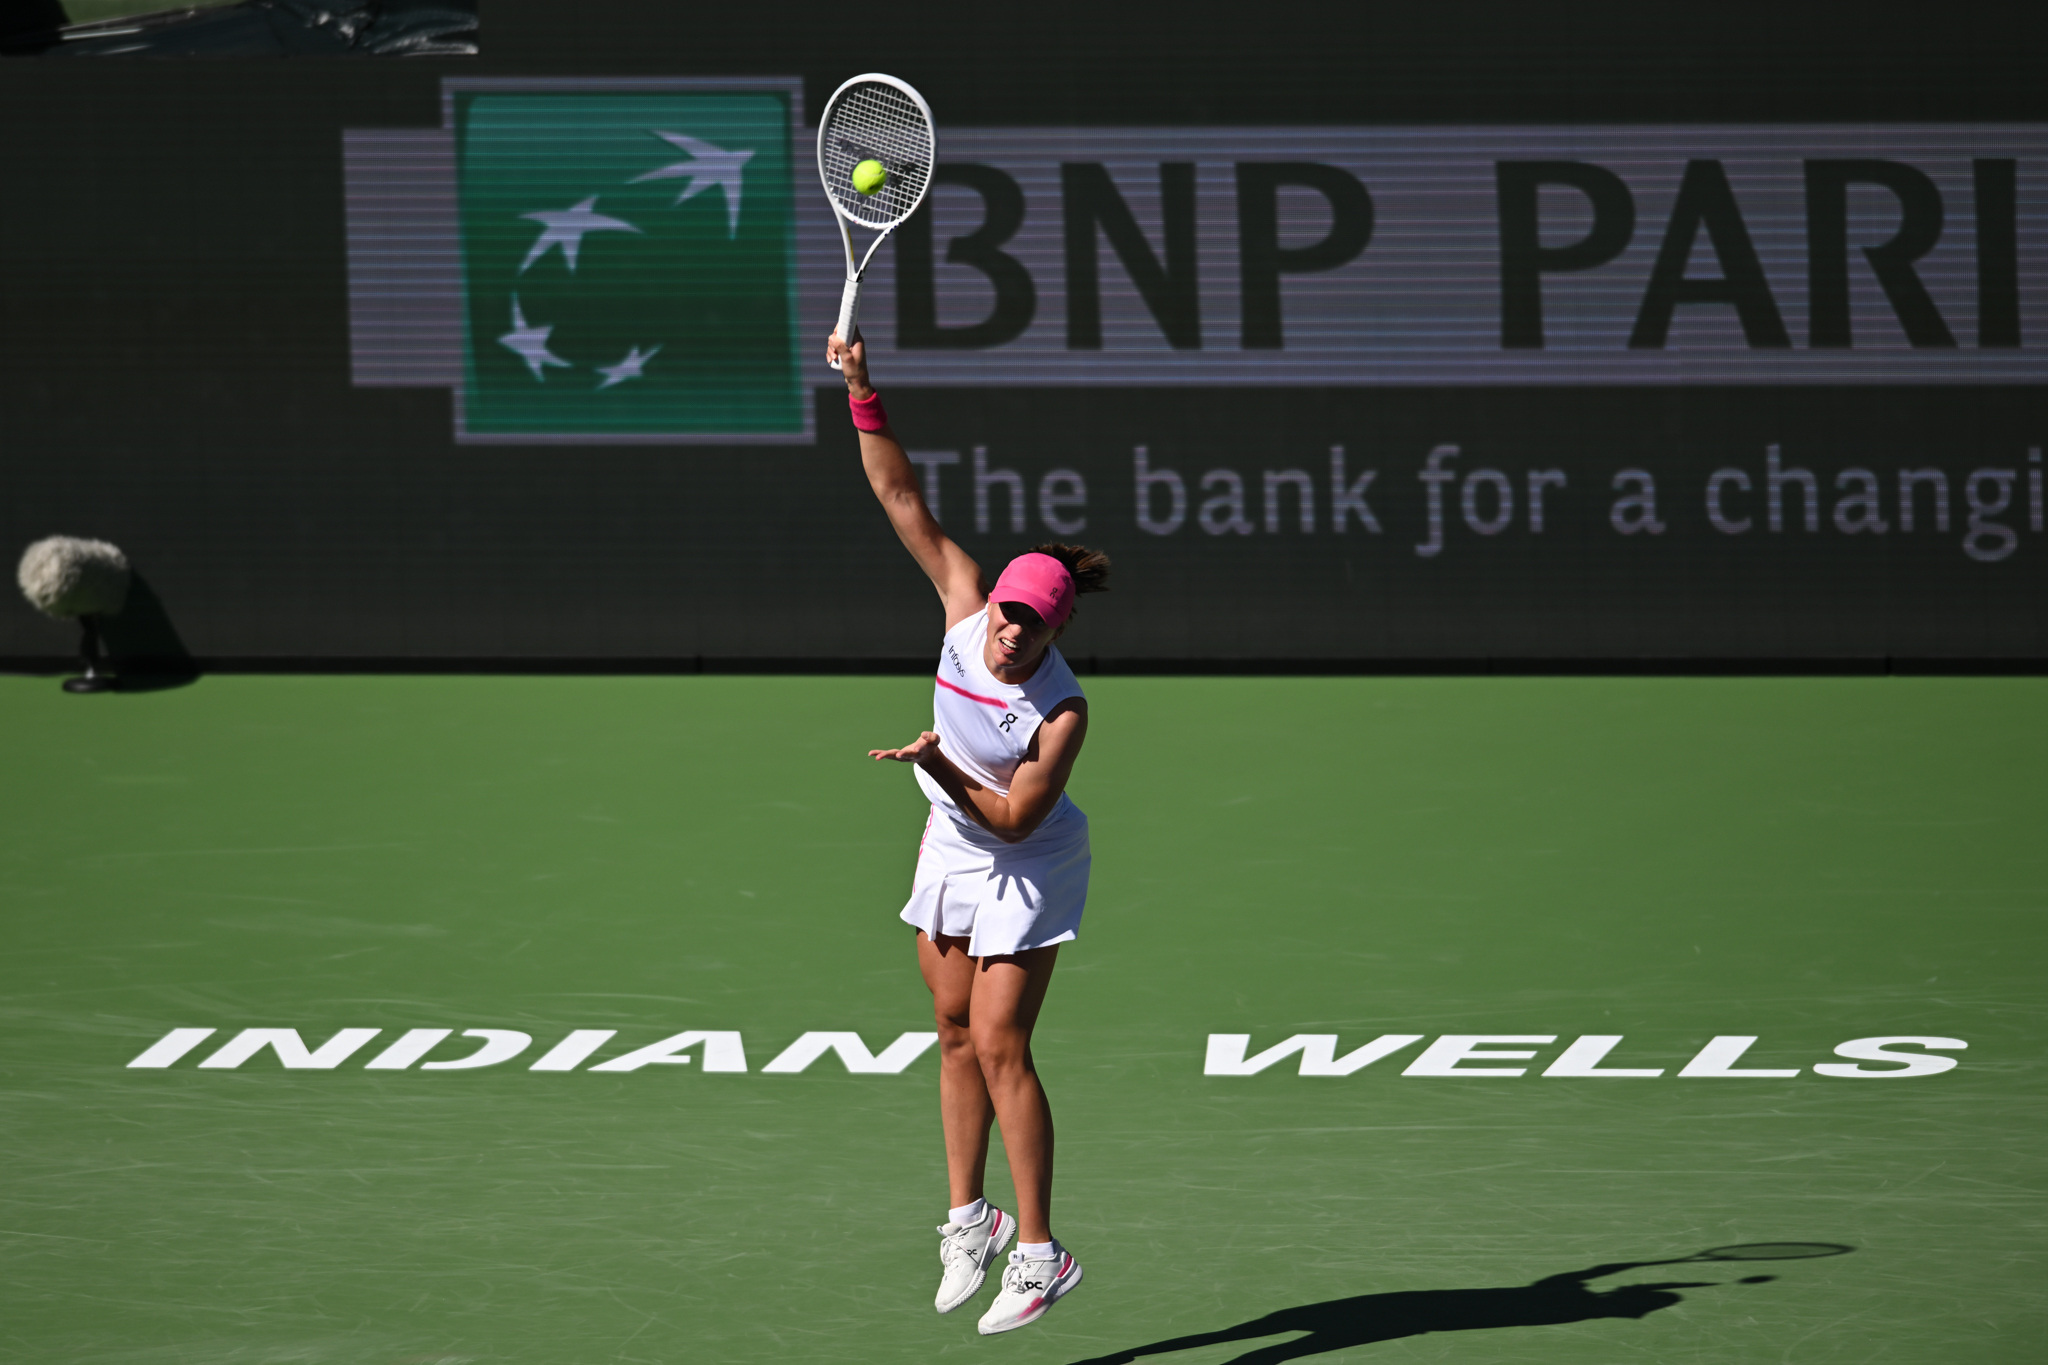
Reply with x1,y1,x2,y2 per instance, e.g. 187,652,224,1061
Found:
934,1205,1016,1313
976,1243,1083,1335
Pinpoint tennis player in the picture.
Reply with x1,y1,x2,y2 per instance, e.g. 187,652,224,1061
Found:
829,331,1106,1335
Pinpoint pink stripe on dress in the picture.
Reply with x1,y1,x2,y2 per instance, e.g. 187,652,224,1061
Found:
936,675,1009,708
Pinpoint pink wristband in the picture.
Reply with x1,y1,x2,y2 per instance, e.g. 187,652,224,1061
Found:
850,391,889,432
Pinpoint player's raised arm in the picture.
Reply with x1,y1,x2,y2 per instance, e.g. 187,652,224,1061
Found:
829,333,986,625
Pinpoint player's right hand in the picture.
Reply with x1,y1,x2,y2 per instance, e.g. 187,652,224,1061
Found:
828,332,872,395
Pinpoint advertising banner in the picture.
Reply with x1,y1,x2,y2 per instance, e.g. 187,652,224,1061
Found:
349,99,2048,428
1,63,2042,664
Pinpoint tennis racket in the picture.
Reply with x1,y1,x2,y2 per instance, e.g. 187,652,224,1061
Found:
1645,1243,1852,1265
816,73,937,370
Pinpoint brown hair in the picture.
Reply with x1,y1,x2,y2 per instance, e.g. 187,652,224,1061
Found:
1026,542,1111,596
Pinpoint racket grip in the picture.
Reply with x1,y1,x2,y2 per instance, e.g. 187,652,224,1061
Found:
829,273,862,371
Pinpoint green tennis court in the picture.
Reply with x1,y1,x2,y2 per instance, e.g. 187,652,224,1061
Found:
3,674,2041,1363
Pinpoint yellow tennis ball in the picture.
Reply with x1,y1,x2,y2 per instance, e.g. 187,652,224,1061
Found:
851,159,888,195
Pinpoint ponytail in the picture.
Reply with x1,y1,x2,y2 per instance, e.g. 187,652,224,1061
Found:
1026,542,1111,597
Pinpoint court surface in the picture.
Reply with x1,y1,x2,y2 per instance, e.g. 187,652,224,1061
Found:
3,673,2042,1364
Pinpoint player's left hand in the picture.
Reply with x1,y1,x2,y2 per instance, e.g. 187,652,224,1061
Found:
870,731,940,763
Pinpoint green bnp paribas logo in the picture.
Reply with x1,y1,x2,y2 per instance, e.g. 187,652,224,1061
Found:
454,86,802,440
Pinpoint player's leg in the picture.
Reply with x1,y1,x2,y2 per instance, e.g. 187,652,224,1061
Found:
970,944,1084,1335
917,929,995,1205
965,945,1060,1242
917,929,1016,1313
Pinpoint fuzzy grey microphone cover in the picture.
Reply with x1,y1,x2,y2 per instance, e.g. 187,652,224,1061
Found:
17,537,132,619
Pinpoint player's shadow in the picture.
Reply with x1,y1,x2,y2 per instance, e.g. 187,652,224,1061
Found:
1065,1251,1849,1365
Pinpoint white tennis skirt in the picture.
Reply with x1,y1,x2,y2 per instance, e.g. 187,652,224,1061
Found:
899,796,1091,957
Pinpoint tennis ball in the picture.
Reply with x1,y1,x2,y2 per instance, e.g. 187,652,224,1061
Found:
851,159,888,196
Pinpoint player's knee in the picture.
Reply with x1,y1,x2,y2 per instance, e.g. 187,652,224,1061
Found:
934,1013,975,1053
969,1028,1031,1080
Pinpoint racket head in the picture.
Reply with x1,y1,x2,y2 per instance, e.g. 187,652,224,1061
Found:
1693,1243,1853,1262
816,73,936,230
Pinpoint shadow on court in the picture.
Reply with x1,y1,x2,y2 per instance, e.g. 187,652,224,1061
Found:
1065,1249,1853,1365
100,573,200,691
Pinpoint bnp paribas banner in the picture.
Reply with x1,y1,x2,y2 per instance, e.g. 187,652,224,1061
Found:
343,79,2046,444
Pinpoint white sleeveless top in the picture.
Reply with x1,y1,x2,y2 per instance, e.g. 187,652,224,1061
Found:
916,608,1086,831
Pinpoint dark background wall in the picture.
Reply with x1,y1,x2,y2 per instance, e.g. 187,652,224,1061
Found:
3,1,2043,667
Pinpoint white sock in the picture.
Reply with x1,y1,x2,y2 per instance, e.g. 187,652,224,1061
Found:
949,1198,988,1227
1018,1239,1056,1259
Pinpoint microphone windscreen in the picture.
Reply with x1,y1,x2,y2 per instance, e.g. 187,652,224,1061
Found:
18,536,131,619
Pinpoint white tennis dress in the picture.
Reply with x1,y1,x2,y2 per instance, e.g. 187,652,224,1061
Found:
900,607,1091,957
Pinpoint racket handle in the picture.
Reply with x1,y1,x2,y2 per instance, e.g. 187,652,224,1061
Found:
829,273,862,371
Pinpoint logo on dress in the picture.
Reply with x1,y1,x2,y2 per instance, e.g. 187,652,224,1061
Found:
1000,712,1018,732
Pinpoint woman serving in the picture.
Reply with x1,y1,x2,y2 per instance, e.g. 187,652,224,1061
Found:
829,331,1107,1336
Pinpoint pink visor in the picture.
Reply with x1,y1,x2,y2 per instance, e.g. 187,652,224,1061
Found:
989,552,1075,629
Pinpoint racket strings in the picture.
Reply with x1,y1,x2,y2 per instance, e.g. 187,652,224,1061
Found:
821,82,933,226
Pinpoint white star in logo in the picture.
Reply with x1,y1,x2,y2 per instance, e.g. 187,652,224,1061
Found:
498,294,570,380
630,132,755,237
517,196,642,274
596,344,662,390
